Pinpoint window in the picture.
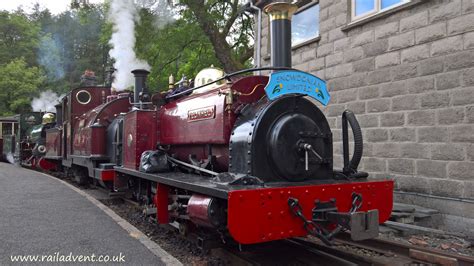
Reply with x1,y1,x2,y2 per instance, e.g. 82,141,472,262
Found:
292,2,320,47
352,0,410,21
76,90,91,105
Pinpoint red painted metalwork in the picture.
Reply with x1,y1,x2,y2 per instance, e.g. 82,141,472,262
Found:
122,110,158,170
159,87,235,145
37,157,57,171
45,128,61,158
155,183,169,224
231,76,269,104
100,169,115,182
187,194,214,227
227,180,394,244
63,86,115,158
72,97,130,156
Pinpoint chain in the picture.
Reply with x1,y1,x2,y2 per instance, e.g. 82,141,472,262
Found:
288,192,364,246
288,198,332,245
350,192,363,213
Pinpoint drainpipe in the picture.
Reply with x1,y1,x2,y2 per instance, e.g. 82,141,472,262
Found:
249,1,262,74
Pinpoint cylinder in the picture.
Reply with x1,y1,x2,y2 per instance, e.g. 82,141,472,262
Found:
131,69,150,105
187,194,226,228
264,1,298,68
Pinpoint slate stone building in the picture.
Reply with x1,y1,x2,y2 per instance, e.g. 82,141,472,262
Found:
255,0,474,235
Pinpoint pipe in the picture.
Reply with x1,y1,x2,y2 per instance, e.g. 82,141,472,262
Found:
342,110,363,175
131,69,150,108
249,1,262,74
263,1,297,68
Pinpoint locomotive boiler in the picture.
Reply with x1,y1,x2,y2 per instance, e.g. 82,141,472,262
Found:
31,0,393,248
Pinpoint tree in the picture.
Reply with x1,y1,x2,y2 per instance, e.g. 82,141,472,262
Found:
172,0,254,73
133,7,221,91
33,4,109,92
0,59,45,115
0,11,40,66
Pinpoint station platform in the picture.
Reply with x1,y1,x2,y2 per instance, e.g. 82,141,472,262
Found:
0,162,179,265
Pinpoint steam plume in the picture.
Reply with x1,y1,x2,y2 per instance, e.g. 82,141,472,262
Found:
108,0,150,91
38,35,64,81
31,91,62,112
6,153,15,164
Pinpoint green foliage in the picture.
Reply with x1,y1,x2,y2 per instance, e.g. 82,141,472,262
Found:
0,0,255,114
134,8,221,91
0,11,40,66
172,0,254,72
0,59,45,115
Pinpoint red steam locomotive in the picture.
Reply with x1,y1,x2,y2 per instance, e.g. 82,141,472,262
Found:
26,1,393,247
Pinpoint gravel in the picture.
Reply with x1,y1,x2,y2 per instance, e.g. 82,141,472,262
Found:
379,232,474,257
102,199,225,265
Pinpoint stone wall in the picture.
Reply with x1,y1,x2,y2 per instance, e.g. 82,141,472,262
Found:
258,0,474,201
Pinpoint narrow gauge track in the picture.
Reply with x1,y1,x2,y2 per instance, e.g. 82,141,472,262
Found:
333,233,474,266
211,235,474,265
42,169,473,265
211,239,366,265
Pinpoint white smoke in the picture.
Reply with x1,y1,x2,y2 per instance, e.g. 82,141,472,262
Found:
108,0,150,91
137,0,175,29
31,90,62,112
6,153,15,164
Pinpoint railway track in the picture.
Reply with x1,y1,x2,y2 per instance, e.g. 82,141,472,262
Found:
44,170,474,265
333,233,474,266
211,234,474,265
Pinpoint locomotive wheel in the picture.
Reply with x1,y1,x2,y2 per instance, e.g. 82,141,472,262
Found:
73,167,89,186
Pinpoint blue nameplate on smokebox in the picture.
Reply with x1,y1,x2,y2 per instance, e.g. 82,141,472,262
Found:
264,70,330,106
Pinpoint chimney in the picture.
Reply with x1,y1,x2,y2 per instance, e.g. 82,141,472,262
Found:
105,66,116,87
80,69,98,86
131,69,150,106
264,1,298,68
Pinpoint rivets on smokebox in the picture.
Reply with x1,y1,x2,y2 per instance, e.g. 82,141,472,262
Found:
338,187,341,191
280,211,284,216
247,151,251,154
239,195,244,201
267,212,272,219
267,192,272,199
247,160,251,164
